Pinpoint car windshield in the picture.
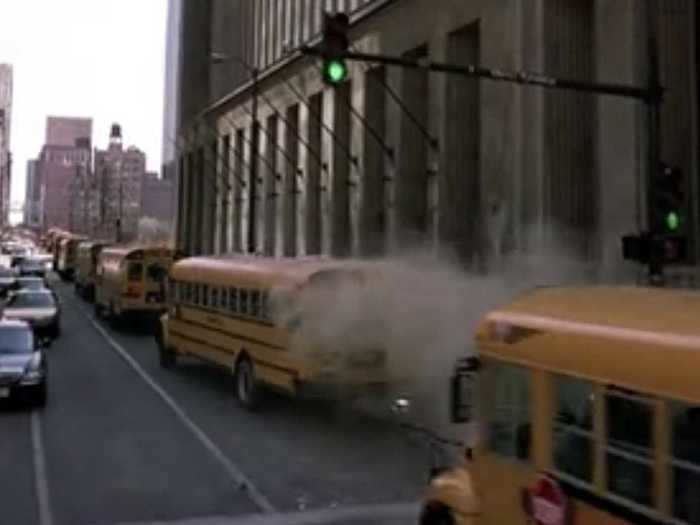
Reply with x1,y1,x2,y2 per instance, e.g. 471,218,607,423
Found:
7,293,55,309
0,327,33,355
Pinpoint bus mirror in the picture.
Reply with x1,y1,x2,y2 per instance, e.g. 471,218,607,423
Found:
450,356,480,424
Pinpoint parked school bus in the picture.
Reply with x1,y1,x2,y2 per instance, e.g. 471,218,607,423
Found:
47,229,70,267
156,256,389,409
74,240,110,301
94,245,174,324
425,285,700,525
56,235,86,281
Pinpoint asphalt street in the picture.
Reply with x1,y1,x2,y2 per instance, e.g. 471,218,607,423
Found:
0,276,426,525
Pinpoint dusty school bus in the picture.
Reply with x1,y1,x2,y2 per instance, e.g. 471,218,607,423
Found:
425,285,700,525
56,235,87,280
94,245,174,323
74,240,110,301
156,256,389,409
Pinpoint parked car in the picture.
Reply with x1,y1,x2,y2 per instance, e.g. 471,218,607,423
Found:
3,290,61,339
0,319,48,407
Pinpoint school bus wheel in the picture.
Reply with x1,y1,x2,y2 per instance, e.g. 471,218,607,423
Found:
158,338,177,369
235,355,261,410
419,502,456,525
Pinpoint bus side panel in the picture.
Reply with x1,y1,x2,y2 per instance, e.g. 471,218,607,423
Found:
475,454,634,524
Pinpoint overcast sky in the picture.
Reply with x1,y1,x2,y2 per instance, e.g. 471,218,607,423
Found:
0,0,168,219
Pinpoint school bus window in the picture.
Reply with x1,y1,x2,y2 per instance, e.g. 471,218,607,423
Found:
220,288,228,309
128,262,143,281
211,287,219,309
228,287,238,313
605,387,653,506
202,285,210,307
670,402,700,523
481,359,531,461
185,282,193,303
261,291,270,321
239,289,249,316
193,284,201,305
552,375,593,483
250,290,261,318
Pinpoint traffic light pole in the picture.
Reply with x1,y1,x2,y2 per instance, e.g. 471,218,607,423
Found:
646,1,664,285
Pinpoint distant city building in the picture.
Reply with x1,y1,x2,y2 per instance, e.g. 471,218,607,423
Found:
36,116,93,231
93,124,147,241
24,159,41,227
141,171,173,225
0,64,13,227
45,116,92,148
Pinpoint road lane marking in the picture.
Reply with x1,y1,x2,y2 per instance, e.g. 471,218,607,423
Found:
81,308,276,513
31,411,54,525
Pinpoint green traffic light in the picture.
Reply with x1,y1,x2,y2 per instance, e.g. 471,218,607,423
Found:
666,211,681,231
325,60,347,84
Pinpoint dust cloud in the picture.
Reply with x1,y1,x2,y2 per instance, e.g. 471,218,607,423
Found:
276,232,596,440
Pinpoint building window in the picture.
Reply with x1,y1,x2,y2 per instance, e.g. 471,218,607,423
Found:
553,376,594,483
606,387,653,506
481,359,531,461
671,402,700,523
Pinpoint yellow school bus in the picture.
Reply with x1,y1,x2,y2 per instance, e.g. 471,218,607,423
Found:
156,256,389,409
56,235,87,280
74,240,110,301
428,285,700,525
94,244,174,324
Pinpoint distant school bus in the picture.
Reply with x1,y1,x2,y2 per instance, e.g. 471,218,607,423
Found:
74,240,110,301
156,256,389,409
430,285,700,525
94,245,174,324
56,235,86,280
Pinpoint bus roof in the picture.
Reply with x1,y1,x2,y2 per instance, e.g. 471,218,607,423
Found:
478,286,700,403
484,285,700,338
170,255,386,288
100,244,174,259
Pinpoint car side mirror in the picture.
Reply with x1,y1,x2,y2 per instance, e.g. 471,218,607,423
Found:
450,356,480,424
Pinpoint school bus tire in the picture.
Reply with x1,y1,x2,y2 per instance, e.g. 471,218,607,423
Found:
235,356,262,411
157,334,177,369
419,503,456,525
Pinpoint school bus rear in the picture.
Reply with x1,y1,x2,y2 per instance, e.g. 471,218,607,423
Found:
442,286,700,525
160,257,389,405
97,246,172,318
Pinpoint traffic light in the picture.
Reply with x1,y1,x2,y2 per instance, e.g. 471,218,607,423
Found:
621,232,688,265
320,12,349,85
652,164,685,234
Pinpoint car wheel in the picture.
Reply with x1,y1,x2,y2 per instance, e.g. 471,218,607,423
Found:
235,357,262,411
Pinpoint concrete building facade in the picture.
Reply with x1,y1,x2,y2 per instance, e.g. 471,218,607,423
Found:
141,171,174,225
170,0,700,280
0,64,13,227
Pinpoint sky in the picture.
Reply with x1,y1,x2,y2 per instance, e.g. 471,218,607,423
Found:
0,0,168,222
